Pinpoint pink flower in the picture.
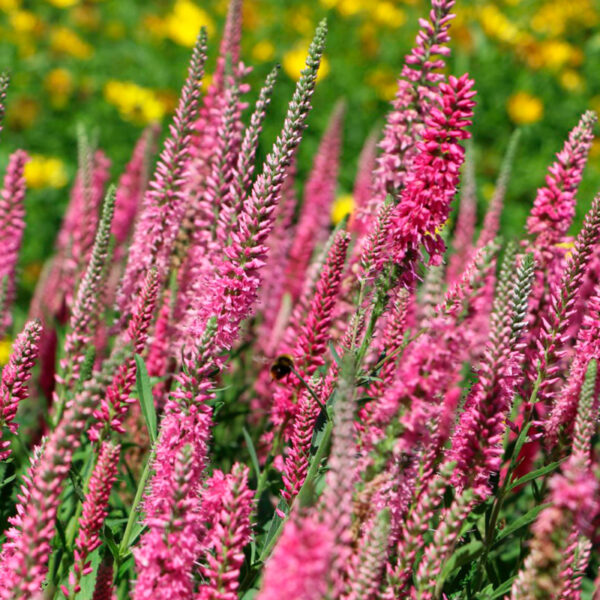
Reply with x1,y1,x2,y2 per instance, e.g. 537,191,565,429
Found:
390,74,476,284
0,149,28,335
0,319,42,460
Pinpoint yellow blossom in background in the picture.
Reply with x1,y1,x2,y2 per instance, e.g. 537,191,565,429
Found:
531,0,598,37
331,194,354,225
478,4,523,45
46,0,79,7
287,5,314,36
252,40,275,63
44,68,73,109
283,41,329,82
50,26,92,59
104,80,166,124
560,70,583,93
0,0,20,10
507,92,543,125
367,67,397,101
482,182,496,202
24,155,68,189
336,0,363,18
9,10,42,35
165,0,214,47
371,2,406,28
0,337,12,366
536,39,578,71
7,96,39,130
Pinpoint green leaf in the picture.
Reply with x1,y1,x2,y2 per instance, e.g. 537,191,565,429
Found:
441,539,484,580
479,577,516,599
492,503,550,548
507,459,565,492
135,354,157,443
258,500,288,563
242,427,261,481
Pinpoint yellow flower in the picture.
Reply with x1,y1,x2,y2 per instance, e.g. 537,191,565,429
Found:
507,92,543,125
46,0,79,7
282,41,329,82
367,68,397,101
104,80,166,125
252,40,275,63
331,194,354,225
478,4,521,44
9,10,41,34
336,0,363,17
371,2,406,28
482,182,496,202
44,68,73,108
24,155,68,189
0,337,12,366
559,69,583,93
536,39,577,71
0,0,20,11
50,26,92,59
7,96,39,130
165,0,214,47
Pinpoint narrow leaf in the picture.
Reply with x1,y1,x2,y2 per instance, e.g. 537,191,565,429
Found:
135,354,157,443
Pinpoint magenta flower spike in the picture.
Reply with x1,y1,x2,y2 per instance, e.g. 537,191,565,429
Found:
112,124,160,252
527,111,596,251
211,0,243,92
0,320,41,461
91,557,115,600
350,132,378,237
284,101,345,302
63,442,121,597
0,150,28,336
372,0,456,204
390,74,476,285
270,232,349,433
198,464,253,599
117,30,208,321
89,268,159,442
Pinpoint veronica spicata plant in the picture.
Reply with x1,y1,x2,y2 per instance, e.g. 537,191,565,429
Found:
0,1,598,598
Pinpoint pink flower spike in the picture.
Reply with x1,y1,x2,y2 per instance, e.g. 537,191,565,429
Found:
284,101,345,301
527,110,597,249
66,442,121,596
390,74,476,285
198,464,253,599
0,319,42,461
117,30,208,322
92,556,115,600
0,149,28,336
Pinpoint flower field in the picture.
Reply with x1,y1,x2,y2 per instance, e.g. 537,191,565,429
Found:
0,0,599,598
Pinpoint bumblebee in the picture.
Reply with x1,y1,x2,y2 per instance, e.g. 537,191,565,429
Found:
270,354,295,380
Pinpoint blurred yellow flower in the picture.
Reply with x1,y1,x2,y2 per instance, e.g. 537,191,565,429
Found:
50,26,92,59
478,4,526,46
0,0,20,10
531,0,598,37
252,40,275,63
0,337,12,366
331,194,354,225
336,0,363,17
7,96,39,130
367,68,397,101
46,0,79,7
44,68,73,108
507,92,543,125
165,0,215,47
482,182,496,202
371,2,406,28
537,40,577,71
25,155,68,189
559,69,583,93
282,41,329,82
9,10,41,34
104,80,166,124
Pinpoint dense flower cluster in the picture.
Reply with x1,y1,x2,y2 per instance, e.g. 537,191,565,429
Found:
0,1,599,599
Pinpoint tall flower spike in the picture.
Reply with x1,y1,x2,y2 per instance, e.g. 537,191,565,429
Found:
185,20,328,351
212,0,243,91
63,441,121,597
373,0,456,203
446,142,476,283
89,268,159,442
527,110,597,249
533,193,600,406
284,101,345,301
0,320,41,461
570,359,597,466
271,232,349,433
350,131,378,236
117,29,208,321
448,252,534,494
55,187,115,410
477,129,520,248
198,463,253,599
92,556,115,600
546,286,600,445
390,74,476,285
0,150,28,336
0,72,9,136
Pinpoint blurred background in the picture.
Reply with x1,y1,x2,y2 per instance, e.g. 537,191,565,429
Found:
0,0,599,305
